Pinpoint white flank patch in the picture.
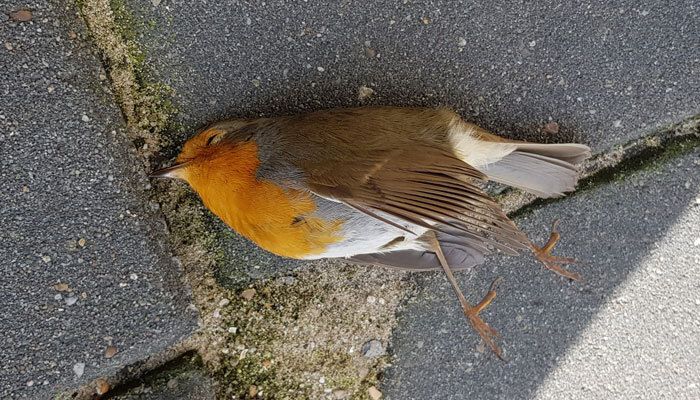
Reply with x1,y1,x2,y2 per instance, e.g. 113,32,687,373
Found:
446,121,517,169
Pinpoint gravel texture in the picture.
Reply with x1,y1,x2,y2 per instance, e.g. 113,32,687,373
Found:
128,0,697,149
0,2,197,397
120,0,699,282
382,148,700,399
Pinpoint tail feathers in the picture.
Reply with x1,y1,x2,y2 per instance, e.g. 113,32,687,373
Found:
482,143,591,198
512,143,591,164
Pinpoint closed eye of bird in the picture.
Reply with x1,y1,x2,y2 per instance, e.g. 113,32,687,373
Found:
151,106,591,359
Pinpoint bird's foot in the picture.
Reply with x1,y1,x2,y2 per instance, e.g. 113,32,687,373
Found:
530,219,581,281
461,277,504,360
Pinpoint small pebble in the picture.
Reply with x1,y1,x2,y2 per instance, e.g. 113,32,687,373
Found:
129,273,138,280
81,114,90,122
78,238,86,247
317,66,325,72
167,378,178,389
361,339,386,358
421,16,431,25
240,288,256,300
457,37,467,47
358,86,375,101
65,296,78,306
104,346,118,358
95,379,110,395
54,283,70,292
10,9,33,22
218,298,230,307
543,121,560,135
333,390,349,399
5,42,13,51
368,386,382,400
357,366,370,379
366,295,377,304
41,255,51,263
73,362,85,378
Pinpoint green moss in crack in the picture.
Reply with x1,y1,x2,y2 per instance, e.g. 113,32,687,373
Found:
214,282,320,398
88,0,177,146
103,352,209,398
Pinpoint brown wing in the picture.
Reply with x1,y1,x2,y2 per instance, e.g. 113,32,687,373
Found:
230,107,528,255
304,145,529,255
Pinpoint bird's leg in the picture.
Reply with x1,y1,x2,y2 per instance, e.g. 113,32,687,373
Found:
530,219,581,281
429,232,504,360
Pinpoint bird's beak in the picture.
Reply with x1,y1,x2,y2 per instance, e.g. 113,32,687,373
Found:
149,162,189,179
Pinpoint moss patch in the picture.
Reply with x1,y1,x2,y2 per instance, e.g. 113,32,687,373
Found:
102,352,209,398
208,263,407,399
77,0,175,158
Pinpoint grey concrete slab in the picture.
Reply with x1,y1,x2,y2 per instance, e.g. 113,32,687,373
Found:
121,0,699,283
0,2,198,398
381,148,700,399
128,0,698,150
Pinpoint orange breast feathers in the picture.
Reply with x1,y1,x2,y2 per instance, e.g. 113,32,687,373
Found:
181,140,344,259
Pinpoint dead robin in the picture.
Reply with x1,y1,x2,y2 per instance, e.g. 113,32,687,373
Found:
152,106,591,358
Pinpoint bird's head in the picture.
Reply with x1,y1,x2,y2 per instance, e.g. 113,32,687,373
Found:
150,120,261,196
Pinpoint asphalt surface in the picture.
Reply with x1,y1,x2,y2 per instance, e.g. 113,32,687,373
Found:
382,148,700,399
0,2,197,397
123,0,699,283
130,0,698,149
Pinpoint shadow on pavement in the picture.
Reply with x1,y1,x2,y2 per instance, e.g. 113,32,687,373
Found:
381,148,699,399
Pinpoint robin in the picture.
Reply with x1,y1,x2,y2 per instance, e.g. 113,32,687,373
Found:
152,106,590,358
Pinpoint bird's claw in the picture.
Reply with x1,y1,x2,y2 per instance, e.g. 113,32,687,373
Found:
531,219,582,281
462,277,505,360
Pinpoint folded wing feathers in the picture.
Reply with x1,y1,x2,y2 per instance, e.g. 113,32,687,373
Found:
350,149,530,254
